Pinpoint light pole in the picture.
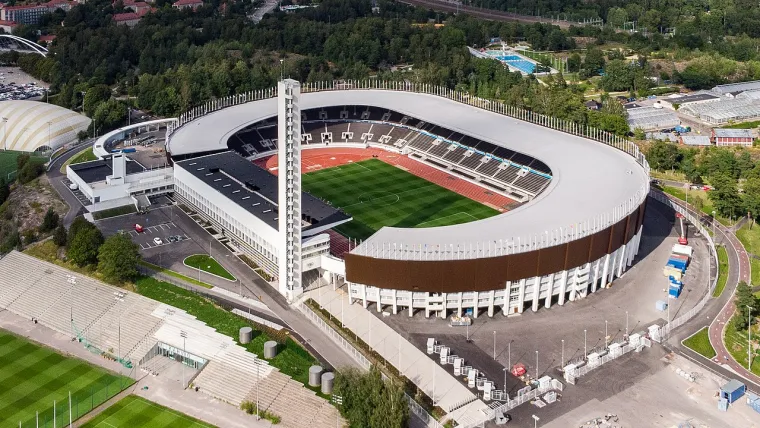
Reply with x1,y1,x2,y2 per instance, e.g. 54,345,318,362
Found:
532,414,540,428
47,121,52,152
508,340,511,371
493,331,496,360
584,329,587,359
712,211,716,237
535,350,539,379
749,305,754,370
2,117,7,151
605,320,608,348
255,355,260,420
561,339,565,368
180,330,188,388
625,311,629,336
502,367,507,391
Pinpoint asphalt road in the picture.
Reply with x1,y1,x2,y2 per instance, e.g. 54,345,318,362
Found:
47,140,94,227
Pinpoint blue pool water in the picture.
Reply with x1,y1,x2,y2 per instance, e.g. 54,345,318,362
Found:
492,55,537,74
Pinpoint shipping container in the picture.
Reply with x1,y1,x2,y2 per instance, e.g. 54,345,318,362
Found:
663,266,683,277
670,254,690,264
655,300,668,311
669,284,682,298
667,259,687,270
721,379,746,404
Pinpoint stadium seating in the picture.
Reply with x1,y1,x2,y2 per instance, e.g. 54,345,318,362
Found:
227,104,553,198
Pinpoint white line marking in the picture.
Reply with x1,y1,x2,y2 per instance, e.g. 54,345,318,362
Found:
416,211,478,227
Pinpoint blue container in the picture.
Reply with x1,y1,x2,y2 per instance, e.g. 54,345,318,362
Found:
667,258,687,269
721,379,746,404
655,300,668,311
669,284,682,298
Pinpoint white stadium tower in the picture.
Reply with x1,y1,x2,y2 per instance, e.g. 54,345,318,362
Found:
167,81,650,316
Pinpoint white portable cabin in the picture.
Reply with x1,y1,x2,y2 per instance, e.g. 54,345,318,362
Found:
454,358,463,375
427,338,436,354
628,333,641,347
483,381,493,401
672,244,693,258
587,352,601,368
439,346,449,364
467,368,478,388
609,342,623,358
537,376,553,390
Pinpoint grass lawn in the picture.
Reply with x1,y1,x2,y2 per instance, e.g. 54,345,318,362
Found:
724,316,760,377
80,395,214,428
70,147,97,165
134,277,319,386
720,120,760,129
301,159,499,240
138,260,212,289
0,329,134,428
183,254,236,281
735,224,760,286
92,205,137,220
682,327,716,359
0,150,47,180
658,185,737,227
713,246,729,297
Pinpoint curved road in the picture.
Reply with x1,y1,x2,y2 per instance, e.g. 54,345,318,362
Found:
47,140,93,227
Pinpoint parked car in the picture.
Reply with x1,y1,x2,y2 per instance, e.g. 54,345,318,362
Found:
153,237,163,245
134,224,143,233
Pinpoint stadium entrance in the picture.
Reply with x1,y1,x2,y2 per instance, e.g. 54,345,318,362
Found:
139,342,208,388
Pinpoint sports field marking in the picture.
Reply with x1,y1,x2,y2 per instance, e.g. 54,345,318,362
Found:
416,211,478,227
341,182,441,209
91,396,214,428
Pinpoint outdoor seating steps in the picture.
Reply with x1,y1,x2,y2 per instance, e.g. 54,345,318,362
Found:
6,279,72,320
0,266,44,307
194,361,258,405
215,349,273,378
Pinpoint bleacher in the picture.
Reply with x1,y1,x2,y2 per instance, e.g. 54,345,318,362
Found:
226,104,553,198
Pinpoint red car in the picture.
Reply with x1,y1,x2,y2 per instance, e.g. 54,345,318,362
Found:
134,224,144,233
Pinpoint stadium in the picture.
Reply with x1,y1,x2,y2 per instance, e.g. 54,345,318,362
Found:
167,82,650,318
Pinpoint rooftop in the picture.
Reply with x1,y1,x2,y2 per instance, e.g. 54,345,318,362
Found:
68,157,145,184
681,135,711,146
713,81,760,94
173,0,203,5
113,11,140,21
713,128,754,138
669,93,719,104
175,151,350,232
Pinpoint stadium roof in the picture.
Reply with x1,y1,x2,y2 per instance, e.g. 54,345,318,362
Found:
0,101,91,152
174,151,350,232
168,90,648,258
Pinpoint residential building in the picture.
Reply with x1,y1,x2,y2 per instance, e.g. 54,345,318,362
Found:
1,5,49,25
112,11,141,26
172,0,203,10
712,128,755,147
0,20,17,33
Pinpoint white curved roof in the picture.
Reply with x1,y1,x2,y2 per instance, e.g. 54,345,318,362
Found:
0,101,91,152
168,90,649,259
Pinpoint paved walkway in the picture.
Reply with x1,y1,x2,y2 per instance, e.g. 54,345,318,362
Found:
307,285,488,418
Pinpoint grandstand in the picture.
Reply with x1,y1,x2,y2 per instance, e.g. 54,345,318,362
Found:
0,251,343,428
228,105,552,201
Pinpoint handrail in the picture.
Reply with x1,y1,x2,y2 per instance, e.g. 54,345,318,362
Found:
168,80,650,257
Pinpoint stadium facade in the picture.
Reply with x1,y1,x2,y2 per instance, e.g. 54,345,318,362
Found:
167,82,650,317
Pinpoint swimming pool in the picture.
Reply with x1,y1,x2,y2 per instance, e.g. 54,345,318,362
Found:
486,51,536,74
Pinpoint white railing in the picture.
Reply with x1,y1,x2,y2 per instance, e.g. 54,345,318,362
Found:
649,190,719,338
168,80,650,260
296,301,445,428
487,379,563,417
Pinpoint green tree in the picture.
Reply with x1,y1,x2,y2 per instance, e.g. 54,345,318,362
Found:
83,84,111,117
743,176,760,219
0,178,9,205
53,224,67,247
16,153,30,170
581,48,605,78
709,173,742,218
334,367,408,428
22,229,36,246
97,233,140,283
39,208,59,233
646,141,681,171
567,53,581,73
67,225,104,266
734,281,759,330
606,7,628,28
67,216,91,246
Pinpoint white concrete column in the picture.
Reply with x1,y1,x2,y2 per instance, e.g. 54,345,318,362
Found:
362,284,368,308
517,278,527,314
472,294,479,319
617,245,626,277
457,292,463,317
487,290,495,317
408,297,413,317
531,277,541,312
392,289,398,315
544,273,554,308
608,252,618,284
503,281,510,315
590,259,600,293
558,270,569,305
441,293,448,319
599,254,611,290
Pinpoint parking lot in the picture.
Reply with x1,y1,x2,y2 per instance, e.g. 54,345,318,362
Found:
60,177,91,206
126,222,189,250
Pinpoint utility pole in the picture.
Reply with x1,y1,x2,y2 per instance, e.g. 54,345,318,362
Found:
749,306,754,370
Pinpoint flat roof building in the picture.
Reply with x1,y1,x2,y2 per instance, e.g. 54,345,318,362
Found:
660,93,720,110
712,128,754,147
680,135,711,146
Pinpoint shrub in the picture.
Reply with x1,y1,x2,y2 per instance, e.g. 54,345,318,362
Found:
39,207,59,233
53,224,67,246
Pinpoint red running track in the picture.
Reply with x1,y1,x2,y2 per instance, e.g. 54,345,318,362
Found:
254,147,520,257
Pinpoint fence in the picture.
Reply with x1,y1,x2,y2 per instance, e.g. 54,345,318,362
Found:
487,379,564,417
296,301,445,428
168,80,650,257
18,374,134,428
648,190,719,338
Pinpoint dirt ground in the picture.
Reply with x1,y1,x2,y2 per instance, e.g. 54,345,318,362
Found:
5,174,67,232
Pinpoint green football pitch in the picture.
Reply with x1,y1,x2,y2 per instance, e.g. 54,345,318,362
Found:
81,395,215,428
302,159,499,240
0,329,133,428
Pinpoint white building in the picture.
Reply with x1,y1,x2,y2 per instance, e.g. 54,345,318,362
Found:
172,151,350,281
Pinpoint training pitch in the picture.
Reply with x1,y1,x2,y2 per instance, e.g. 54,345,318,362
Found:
81,395,214,428
302,159,498,240
0,329,133,428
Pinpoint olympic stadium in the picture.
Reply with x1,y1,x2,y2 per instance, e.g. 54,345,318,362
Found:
166,83,650,318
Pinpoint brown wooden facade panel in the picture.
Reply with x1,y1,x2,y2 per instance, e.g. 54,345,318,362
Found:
345,200,647,293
